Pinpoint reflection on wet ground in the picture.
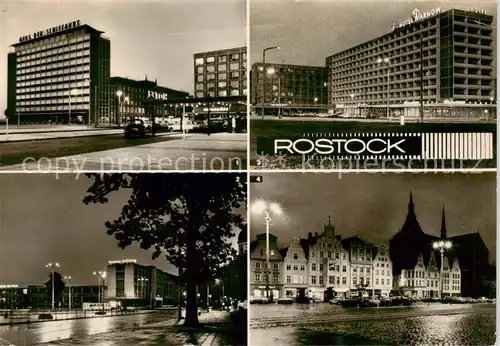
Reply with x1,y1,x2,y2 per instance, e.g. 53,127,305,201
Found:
250,303,496,345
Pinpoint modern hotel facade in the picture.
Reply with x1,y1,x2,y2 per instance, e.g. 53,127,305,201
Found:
251,63,329,115
193,46,247,99
326,8,496,120
7,20,111,125
105,259,179,308
109,76,190,125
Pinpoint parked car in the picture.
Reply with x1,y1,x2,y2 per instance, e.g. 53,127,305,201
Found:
166,119,194,132
124,118,153,138
277,297,294,304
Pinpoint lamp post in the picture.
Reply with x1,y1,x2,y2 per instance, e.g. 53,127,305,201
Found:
313,97,319,115
377,57,390,119
93,271,105,309
124,96,130,122
251,200,283,302
45,262,60,311
267,67,282,118
432,240,452,299
261,46,280,119
489,97,494,121
64,276,72,310
116,90,123,127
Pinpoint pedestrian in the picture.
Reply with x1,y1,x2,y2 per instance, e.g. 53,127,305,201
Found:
231,115,236,133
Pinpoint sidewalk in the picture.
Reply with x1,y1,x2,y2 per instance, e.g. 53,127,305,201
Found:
42,310,246,346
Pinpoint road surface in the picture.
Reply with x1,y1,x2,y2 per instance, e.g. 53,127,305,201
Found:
250,302,495,345
0,133,247,171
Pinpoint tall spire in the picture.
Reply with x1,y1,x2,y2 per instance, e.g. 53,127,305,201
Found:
409,191,414,213
440,204,447,239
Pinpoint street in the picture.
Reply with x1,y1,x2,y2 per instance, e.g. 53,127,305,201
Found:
0,133,247,171
250,302,496,345
0,309,243,346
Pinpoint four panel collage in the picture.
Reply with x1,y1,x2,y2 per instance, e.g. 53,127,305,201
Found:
0,0,496,345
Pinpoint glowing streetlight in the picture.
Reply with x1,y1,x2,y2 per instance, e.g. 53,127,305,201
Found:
46,262,60,311
377,57,391,119
93,271,106,307
64,276,72,310
251,200,283,301
262,46,280,119
432,240,452,299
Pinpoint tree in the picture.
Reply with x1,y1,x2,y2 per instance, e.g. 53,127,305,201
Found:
45,271,66,309
220,254,247,302
83,173,246,327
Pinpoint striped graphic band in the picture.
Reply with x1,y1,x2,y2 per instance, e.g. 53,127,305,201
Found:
422,133,494,160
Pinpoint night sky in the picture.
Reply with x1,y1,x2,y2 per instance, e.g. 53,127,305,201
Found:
0,0,246,117
0,173,244,286
249,172,496,262
250,0,497,67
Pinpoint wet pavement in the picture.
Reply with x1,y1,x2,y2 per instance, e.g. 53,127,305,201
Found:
0,309,245,346
2,133,247,171
250,302,496,345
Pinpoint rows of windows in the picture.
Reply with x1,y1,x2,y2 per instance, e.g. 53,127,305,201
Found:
17,96,90,106
16,32,89,53
254,261,279,270
328,264,347,273
196,80,244,90
352,276,371,286
375,278,392,285
17,45,90,67
352,266,371,274
286,275,306,284
254,273,279,283
195,52,247,66
328,275,346,285
195,62,245,74
17,57,90,76
285,264,306,271
16,104,90,112
195,89,247,98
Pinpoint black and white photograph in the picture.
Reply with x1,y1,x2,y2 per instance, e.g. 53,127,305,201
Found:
250,0,497,170
0,173,248,346
249,172,496,345
0,0,247,171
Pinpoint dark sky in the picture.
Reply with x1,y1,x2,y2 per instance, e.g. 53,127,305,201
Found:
0,0,246,117
0,174,244,286
250,172,496,262
250,0,497,67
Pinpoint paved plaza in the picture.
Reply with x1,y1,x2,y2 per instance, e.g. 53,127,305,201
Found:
0,133,247,171
0,309,245,346
250,302,496,345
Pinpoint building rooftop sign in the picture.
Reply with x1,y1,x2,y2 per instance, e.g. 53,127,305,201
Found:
19,20,82,43
148,90,168,100
392,7,442,31
108,259,137,265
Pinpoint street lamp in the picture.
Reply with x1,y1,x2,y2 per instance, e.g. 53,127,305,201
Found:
377,57,390,119
251,200,283,302
261,46,280,119
124,96,130,122
432,240,452,299
45,262,60,311
93,271,106,307
116,90,123,126
64,276,72,310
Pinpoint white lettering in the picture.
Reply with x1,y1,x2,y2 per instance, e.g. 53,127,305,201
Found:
274,139,293,154
344,139,366,155
366,138,387,154
393,7,441,31
387,139,406,153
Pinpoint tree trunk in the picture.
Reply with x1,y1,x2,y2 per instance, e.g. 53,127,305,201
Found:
183,279,199,327
183,227,200,327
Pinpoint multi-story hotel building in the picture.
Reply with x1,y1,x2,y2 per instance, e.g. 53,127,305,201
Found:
105,259,179,307
326,7,496,119
109,76,190,125
251,63,329,115
249,233,284,299
193,47,247,99
7,20,111,124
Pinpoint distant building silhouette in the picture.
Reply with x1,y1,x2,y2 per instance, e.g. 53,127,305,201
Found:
390,192,491,298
